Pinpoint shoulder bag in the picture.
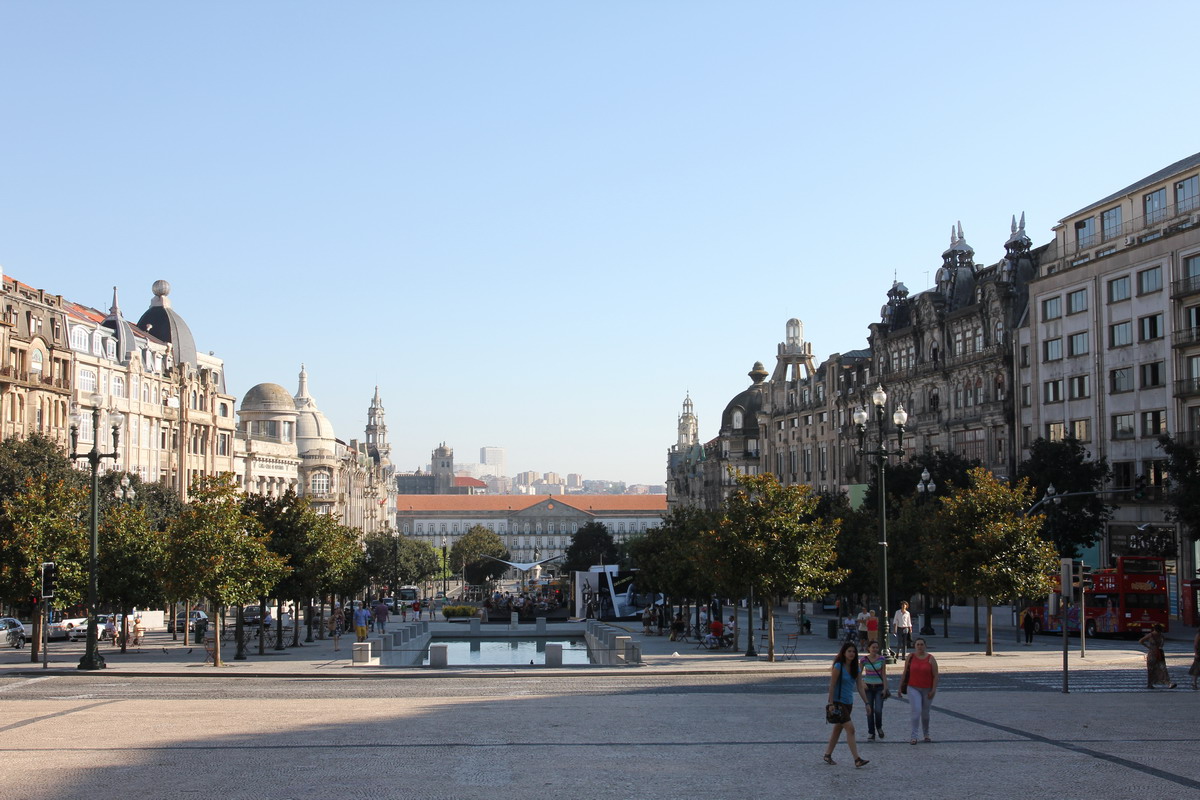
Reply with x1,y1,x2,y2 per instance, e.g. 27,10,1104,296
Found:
825,667,851,724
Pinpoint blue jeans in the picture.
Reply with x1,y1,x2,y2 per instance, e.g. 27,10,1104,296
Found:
864,684,885,735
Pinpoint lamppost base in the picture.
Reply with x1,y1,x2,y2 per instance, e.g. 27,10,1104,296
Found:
77,653,106,670
745,646,758,658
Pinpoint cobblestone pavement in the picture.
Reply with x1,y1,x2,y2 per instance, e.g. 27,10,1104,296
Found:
2,670,1198,800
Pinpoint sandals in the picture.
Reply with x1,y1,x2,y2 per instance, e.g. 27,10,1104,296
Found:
823,754,835,765
910,739,918,745
854,758,869,768
923,737,933,743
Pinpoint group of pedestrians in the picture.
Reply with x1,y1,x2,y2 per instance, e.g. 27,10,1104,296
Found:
823,636,940,767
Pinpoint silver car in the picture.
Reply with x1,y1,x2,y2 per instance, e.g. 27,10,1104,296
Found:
0,617,27,648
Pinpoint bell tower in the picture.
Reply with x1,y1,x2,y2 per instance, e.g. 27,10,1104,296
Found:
366,386,390,466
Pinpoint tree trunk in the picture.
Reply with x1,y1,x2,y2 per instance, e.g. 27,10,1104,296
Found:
29,606,42,662
213,603,223,667
120,606,130,653
985,599,994,656
767,603,776,662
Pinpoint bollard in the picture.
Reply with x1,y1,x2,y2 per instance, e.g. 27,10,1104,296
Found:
429,643,448,668
510,611,519,630
352,641,377,664
470,618,481,633
398,627,410,644
614,635,631,664
545,643,563,667
626,642,641,664
536,617,546,634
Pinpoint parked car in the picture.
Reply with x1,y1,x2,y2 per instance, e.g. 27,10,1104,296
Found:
239,606,265,626
174,610,209,632
59,615,89,640
1,617,28,648
63,614,122,642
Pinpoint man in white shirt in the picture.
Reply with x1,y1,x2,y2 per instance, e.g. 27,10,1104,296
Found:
892,601,913,657
856,607,870,646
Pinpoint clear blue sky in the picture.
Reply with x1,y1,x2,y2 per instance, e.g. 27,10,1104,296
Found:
3,2,1198,486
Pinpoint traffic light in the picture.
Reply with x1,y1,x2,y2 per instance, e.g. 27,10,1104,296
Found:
1134,475,1147,500
1080,564,1094,592
41,562,57,599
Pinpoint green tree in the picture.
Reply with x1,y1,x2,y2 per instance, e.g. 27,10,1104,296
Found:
563,521,618,573
936,468,1059,655
1156,434,1200,550
450,525,509,585
166,475,289,666
364,532,442,591
1016,436,1113,556
713,472,847,661
97,501,166,651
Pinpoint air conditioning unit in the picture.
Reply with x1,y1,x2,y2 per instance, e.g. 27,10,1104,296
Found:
1124,235,1136,246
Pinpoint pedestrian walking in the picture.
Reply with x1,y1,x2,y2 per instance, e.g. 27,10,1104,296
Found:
1022,609,1037,645
330,603,345,651
1188,627,1200,691
132,616,145,647
353,602,371,643
866,609,879,645
860,640,889,741
1139,624,1176,689
373,599,390,635
856,607,870,646
822,641,869,768
893,601,913,657
412,599,421,621
899,638,939,744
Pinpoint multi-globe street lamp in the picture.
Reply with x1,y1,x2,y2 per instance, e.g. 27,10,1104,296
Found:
853,384,907,664
68,393,124,671
442,535,448,596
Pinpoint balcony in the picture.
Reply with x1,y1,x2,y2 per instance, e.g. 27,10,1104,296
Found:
1174,376,1200,398
1172,273,1200,299
1172,327,1200,348
1061,197,1200,259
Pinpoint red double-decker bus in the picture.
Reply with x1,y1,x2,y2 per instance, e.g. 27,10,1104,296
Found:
1024,556,1169,637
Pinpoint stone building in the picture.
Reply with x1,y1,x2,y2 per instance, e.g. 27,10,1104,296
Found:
1018,151,1200,596
396,493,668,564
65,281,238,497
0,267,74,445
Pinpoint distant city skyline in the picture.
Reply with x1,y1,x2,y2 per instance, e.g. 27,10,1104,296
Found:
4,3,1200,487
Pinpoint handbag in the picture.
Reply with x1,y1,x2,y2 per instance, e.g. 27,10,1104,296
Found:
825,668,851,724
899,656,911,695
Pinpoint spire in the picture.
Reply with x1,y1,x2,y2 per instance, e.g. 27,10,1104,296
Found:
109,286,121,316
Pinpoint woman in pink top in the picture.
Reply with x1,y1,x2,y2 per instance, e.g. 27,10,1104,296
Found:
899,638,938,744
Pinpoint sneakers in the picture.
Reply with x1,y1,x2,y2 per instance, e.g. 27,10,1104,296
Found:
867,735,875,742
877,730,885,739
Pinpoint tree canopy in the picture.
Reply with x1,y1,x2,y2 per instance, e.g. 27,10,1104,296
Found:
563,521,618,572
449,525,509,585
1016,436,1112,556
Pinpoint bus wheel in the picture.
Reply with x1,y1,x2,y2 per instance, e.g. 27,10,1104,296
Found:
1085,620,1097,638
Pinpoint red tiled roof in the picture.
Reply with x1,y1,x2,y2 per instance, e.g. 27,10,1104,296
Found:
394,494,667,514
453,476,488,488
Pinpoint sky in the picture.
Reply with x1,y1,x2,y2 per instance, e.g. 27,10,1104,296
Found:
3,2,1200,487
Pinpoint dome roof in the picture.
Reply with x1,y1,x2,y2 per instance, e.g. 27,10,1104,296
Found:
241,383,297,413
135,280,199,367
721,362,768,431
293,365,336,452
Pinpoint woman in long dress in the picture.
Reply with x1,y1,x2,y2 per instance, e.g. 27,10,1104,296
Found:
1138,624,1176,689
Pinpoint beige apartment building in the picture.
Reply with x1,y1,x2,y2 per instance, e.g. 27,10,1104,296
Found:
0,268,74,445
1018,151,1200,596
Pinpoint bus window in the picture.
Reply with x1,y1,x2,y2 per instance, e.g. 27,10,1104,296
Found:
1123,559,1165,573
1126,593,1167,609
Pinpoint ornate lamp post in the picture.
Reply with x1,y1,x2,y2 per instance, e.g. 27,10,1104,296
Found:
442,535,448,596
69,393,124,671
853,385,907,664
915,469,938,635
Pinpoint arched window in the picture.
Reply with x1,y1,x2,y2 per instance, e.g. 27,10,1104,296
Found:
30,350,44,373
78,369,97,393
111,375,126,398
70,327,89,351
310,472,330,494
974,377,984,404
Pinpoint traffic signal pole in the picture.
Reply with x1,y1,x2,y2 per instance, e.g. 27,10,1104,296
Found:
1060,558,1071,693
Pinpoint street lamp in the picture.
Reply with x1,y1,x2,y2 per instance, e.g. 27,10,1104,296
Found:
915,469,937,636
442,535,448,596
854,384,907,664
69,393,124,671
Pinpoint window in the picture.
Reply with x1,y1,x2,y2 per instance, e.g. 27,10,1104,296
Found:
1075,217,1097,249
1071,419,1091,442
1141,361,1165,388
1067,289,1088,315
1138,266,1162,295
1042,297,1062,320
1144,188,1167,224
70,327,88,350
1109,321,1132,347
30,350,43,373
1112,414,1135,439
1101,206,1123,241
1046,422,1065,442
1141,410,1166,437
1020,345,1030,367
1111,367,1134,392
1108,276,1131,303
1043,338,1062,361
1068,332,1089,357
1177,175,1199,213
1043,380,1064,403
78,369,97,392
310,472,330,494
1068,375,1090,399
1021,384,1031,408
1138,314,1163,341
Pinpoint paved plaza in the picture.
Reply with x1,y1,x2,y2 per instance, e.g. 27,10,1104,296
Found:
2,612,1197,799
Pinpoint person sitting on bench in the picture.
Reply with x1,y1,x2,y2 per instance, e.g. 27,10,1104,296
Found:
704,617,725,648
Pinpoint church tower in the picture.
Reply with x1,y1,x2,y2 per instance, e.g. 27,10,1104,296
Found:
431,443,455,494
366,386,390,467
677,394,698,449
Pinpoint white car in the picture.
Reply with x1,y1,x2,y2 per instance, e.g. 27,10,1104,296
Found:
65,614,121,641
1,617,27,648
58,616,90,641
